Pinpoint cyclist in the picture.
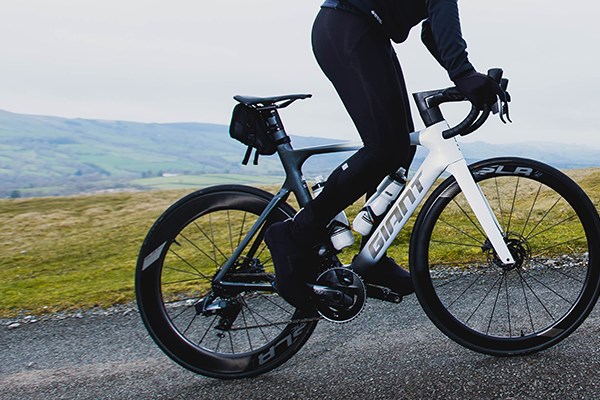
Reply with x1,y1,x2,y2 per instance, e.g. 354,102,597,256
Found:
265,0,504,309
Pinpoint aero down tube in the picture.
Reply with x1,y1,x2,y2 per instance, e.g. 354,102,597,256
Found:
351,153,445,275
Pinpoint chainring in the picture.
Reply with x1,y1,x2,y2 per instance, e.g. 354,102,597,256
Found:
312,267,366,323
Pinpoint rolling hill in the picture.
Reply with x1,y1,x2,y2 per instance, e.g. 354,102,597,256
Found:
0,108,598,197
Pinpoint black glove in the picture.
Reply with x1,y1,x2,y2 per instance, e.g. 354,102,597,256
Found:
453,69,504,110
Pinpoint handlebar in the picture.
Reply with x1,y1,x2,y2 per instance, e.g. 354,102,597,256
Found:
413,68,511,139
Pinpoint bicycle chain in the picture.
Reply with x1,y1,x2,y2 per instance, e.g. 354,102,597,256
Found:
228,315,323,331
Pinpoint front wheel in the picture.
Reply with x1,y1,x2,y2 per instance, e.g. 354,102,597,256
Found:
411,158,600,356
135,185,318,379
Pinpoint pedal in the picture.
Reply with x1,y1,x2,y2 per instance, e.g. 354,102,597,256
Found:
365,284,403,304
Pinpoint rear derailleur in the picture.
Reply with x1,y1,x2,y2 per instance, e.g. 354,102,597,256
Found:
194,294,241,331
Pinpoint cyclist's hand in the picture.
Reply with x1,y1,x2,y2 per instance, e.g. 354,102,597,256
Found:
453,69,504,110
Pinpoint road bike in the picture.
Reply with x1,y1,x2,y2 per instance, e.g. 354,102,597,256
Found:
135,69,600,379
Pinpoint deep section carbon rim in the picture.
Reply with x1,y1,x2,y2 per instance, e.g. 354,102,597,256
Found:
412,158,600,355
136,186,318,378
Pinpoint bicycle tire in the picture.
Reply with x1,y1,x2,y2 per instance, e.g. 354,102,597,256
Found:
135,185,318,379
410,157,600,356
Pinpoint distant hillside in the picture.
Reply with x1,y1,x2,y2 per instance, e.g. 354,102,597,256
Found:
0,108,598,197
0,109,346,197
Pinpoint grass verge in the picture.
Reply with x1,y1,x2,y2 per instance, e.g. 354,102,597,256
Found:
1,169,599,318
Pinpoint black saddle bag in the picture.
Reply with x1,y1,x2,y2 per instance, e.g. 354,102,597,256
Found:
229,104,276,164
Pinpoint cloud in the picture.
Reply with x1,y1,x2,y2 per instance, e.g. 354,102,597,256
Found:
0,0,598,148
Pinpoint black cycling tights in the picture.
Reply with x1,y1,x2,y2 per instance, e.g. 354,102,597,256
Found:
309,8,416,224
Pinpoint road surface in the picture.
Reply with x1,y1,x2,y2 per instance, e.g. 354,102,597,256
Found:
2,296,600,399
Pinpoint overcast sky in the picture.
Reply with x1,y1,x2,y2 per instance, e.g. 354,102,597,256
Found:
1,1,599,147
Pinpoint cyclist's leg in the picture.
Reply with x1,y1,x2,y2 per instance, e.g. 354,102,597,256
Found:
267,8,417,307
311,8,415,295
309,8,415,223
267,9,414,306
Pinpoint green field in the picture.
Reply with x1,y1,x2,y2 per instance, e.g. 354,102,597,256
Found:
130,174,285,190
1,169,600,318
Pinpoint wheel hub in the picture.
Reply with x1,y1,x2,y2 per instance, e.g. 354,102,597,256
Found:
487,233,530,271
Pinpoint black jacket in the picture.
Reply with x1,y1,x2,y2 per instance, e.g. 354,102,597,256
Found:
322,0,473,79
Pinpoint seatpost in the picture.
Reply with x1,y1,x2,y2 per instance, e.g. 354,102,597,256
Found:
264,109,289,144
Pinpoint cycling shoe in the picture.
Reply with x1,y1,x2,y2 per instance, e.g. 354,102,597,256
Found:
361,256,414,296
264,210,321,310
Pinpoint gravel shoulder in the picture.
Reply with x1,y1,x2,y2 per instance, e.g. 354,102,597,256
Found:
2,296,600,400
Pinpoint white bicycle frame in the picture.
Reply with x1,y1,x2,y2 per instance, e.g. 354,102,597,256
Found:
350,120,515,273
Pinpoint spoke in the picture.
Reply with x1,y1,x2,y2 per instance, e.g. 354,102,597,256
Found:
256,242,271,260
451,198,487,239
429,261,490,275
168,249,213,282
520,183,543,238
531,236,586,259
438,217,486,246
506,177,520,233
164,264,207,279
531,258,585,283
432,260,486,267
486,272,504,335
183,313,198,335
242,300,270,341
465,274,503,324
447,271,487,309
494,177,506,230
193,218,229,266
521,270,573,304
228,331,235,354
162,277,206,286
505,273,512,337
198,313,218,346
237,212,248,248
517,269,556,321
179,232,218,266
210,214,218,268
520,271,535,333
228,210,234,255
241,303,278,327
253,292,294,315
215,333,222,351
431,239,483,248
240,307,253,351
524,196,562,239
434,270,482,289
544,264,585,284
526,214,578,242
169,302,196,321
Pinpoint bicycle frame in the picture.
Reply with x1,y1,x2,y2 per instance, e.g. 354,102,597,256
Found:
351,120,514,274
215,119,515,291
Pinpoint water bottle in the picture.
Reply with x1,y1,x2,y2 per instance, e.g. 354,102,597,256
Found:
312,176,355,251
353,168,406,236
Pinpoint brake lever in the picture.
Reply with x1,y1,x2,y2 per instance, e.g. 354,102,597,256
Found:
492,83,512,124
495,91,511,123
501,100,512,123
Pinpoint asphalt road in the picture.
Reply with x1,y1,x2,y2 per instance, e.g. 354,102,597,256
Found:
2,295,600,400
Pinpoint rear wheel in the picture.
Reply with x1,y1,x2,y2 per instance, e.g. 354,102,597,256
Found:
136,185,318,379
411,158,600,355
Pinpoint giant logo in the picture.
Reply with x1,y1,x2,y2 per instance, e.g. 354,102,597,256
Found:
368,171,425,258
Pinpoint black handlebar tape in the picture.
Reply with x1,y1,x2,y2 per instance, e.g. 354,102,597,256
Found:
442,105,480,139
461,104,491,136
